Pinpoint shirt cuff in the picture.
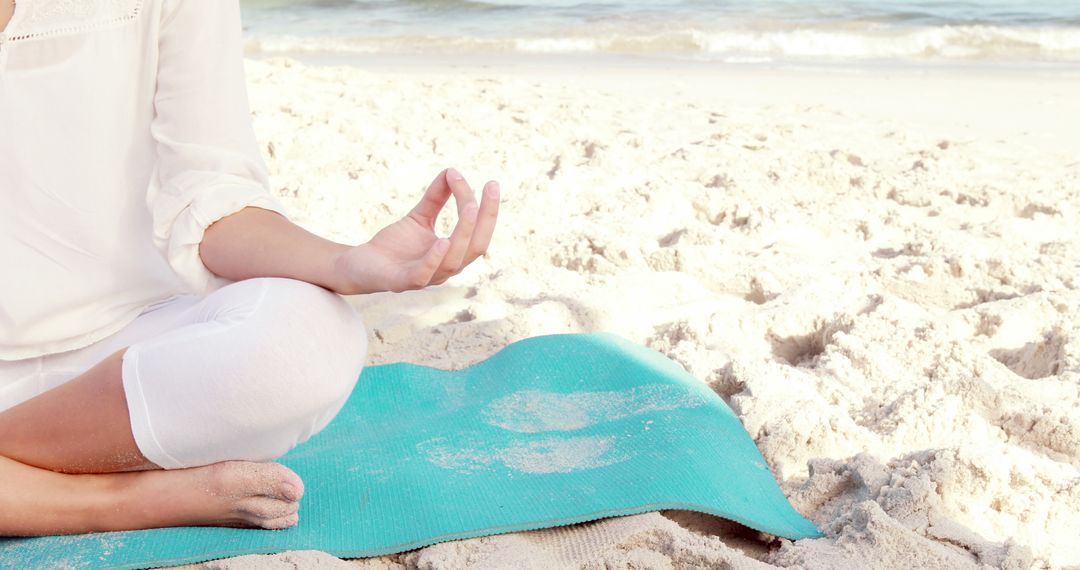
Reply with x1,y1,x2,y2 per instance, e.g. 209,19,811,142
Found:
162,184,290,295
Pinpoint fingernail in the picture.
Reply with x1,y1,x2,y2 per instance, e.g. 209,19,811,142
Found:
447,168,463,181
438,238,451,253
488,183,500,199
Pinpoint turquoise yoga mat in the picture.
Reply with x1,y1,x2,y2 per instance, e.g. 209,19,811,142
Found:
0,332,820,569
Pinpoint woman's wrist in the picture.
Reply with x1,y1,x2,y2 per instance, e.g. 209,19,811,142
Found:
328,244,367,295
328,247,349,294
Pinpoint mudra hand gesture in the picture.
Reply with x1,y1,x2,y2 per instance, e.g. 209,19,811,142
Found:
332,168,500,294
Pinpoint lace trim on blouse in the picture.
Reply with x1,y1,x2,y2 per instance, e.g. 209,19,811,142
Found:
6,0,142,43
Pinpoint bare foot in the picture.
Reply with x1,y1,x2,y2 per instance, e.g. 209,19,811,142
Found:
0,456,305,536
103,461,306,532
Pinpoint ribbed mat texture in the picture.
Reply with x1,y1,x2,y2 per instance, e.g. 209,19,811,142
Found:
0,332,820,569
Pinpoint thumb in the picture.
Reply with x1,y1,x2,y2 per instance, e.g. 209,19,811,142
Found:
402,238,450,290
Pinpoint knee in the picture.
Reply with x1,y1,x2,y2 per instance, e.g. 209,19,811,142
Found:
236,278,368,452
124,278,370,468
257,278,369,406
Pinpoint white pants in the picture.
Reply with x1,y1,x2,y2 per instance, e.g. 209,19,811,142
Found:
0,278,368,469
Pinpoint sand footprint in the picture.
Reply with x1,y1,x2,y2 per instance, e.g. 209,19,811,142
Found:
417,384,707,474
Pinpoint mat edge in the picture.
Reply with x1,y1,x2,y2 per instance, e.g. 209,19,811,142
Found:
115,502,822,570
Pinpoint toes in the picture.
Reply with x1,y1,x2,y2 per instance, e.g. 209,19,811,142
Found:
261,513,300,530
221,461,304,501
235,496,299,521
257,463,305,502
277,470,305,502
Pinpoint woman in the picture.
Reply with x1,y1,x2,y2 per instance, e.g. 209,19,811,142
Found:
0,0,499,535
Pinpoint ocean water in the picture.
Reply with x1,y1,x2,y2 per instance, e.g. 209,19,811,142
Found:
239,0,1080,65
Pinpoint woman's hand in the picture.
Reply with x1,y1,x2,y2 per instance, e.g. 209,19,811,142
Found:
331,168,500,295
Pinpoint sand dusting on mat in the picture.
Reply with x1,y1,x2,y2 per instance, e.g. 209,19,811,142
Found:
181,58,1079,569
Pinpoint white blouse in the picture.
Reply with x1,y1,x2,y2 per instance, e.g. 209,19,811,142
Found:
0,0,289,360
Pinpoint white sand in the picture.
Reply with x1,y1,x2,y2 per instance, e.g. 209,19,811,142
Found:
187,58,1080,569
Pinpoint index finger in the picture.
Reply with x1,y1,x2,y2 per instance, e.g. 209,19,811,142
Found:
408,169,453,228
445,168,478,219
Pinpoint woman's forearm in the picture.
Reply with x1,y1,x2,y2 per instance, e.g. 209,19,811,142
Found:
199,206,351,292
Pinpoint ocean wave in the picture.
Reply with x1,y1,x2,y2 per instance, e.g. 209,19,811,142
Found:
246,24,1080,63
693,25,1080,61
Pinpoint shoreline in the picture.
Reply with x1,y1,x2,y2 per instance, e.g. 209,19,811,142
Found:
245,51,1080,156
245,47,1080,76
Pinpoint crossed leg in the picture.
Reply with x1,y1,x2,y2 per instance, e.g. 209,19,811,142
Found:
0,277,368,537
0,348,304,536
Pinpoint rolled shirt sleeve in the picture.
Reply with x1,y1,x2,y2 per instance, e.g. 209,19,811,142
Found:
147,0,289,295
